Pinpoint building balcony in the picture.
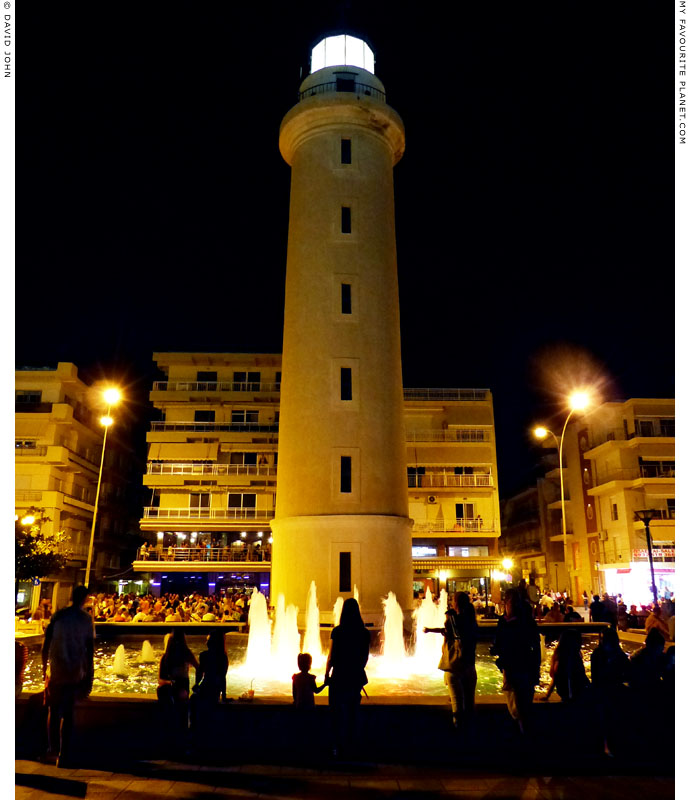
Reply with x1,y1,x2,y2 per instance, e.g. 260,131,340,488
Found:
587,425,675,451
133,545,271,573
150,422,278,435
403,389,489,402
151,380,281,394
593,466,675,485
411,555,504,572
405,429,491,443
412,518,499,536
15,445,48,457
407,473,494,489
146,463,276,477
298,80,385,103
142,507,274,520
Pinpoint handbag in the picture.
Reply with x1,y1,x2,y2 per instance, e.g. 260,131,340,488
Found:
438,615,463,672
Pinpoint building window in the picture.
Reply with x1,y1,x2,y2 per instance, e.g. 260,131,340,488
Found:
339,552,352,591
231,409,259,424
194,410,215,422
407,466,425,488
275,371,282,386
15,390,42,404
336,75,355,92
230,452,258,465
667,499,675,519
196,371,217,382
341,206,351,234
341,283,352,314
227,493,257,518
340,456,352,493
611,502,619,521
233,371,261,390
340,367,353,401
189,493,211,516
660,418,675,437
341,138,352,164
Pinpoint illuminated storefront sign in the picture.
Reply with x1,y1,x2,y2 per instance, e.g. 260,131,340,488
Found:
632,548,675,559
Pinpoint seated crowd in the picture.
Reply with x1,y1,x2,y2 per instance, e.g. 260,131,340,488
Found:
90,591,251,624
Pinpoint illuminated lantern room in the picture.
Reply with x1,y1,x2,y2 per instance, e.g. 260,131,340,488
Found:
310,34,375,73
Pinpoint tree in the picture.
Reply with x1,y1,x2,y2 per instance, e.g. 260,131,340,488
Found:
15,507,71,584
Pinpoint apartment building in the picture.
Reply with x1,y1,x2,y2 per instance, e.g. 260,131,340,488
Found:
15,363,141,610
136,355,504,599
561,398,675,604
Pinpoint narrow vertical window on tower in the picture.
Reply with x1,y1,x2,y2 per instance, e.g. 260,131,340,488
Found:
341,206,352,234
341,138,352,164
340,456,352,493
341,283,352,314
340,367,353,401
339,552,352,592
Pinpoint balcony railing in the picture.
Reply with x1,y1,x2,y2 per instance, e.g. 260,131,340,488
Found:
152,381,281,393
412,518,497,533
594,465,676,486
590,425,675,448
15,446,48,456
142,507,274,520
15,491,43,502
403,389,489,402
408,473,493,488
151,422,278,433
298,80,385,102
406,429,491,443
137,546,271,563
147,463,277,477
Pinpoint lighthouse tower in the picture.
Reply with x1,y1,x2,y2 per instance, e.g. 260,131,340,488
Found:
271,34,413,626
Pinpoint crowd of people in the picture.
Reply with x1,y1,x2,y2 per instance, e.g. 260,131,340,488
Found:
31,580,675,766
89,591,251,625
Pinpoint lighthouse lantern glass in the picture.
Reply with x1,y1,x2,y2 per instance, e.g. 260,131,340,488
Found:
311,35,375,74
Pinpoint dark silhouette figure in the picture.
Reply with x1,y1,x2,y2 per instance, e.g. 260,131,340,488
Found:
628,627,669,744
158,628,199,750
591,626,630,756
491,588,541,734
563,605,583,622
424,591,478,730
628,627,666,691
589,594,606,622
190,630,229,732
41,585,94,767
543,629,590,702
324,598,370,757
292,652,326,709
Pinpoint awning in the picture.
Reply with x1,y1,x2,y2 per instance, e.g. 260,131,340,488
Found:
148,443,219,461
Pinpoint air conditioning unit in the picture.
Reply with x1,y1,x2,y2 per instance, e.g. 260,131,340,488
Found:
427,496,437,504
598,530,608,542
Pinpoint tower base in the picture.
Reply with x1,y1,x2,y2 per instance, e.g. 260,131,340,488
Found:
270,514,413,628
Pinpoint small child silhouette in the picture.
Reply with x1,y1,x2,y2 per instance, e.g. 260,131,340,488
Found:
292,653,325,709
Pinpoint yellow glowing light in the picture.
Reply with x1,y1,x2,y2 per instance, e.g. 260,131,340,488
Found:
21,514,36,526
103,388,121,405
240,531,247,538
569,391,590,411
100,416,114,427
157,531,164,540
502,557,514,570
257,532,263,538
268,536,273,544
439,570,448,583
534,427,549,439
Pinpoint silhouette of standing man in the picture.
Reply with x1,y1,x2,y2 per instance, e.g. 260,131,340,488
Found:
42,585,94,767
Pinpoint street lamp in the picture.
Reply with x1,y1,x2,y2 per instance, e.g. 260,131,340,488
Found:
84,388,121,588
534,390,592,595
634,509,659,606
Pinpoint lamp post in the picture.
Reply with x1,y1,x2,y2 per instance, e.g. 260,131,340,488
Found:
84,388,121,589
634,509,659,606
534,391,591,597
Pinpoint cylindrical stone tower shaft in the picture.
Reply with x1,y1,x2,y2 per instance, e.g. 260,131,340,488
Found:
271,35,413,625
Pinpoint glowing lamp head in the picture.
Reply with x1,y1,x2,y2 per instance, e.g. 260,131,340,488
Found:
240,531,247,539
534,426,549,440
103,388,121,405
502,558,514,571
569,391,590,411
21,514,36,526
310,34,375,73
100,415,114,427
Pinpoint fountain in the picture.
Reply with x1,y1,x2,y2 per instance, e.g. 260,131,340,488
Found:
137,640,157,663
111,644,129,677
244,588,272,675
332,596,344,627
412,588,442,670
302,581,324,668
270,593,300,674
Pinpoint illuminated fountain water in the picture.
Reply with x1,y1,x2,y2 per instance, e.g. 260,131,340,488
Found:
412,588,442,670
244,588,272,675
270,593,300,674
111,644,129,677
302,581,325,668
332,596,344,627
137,640,156,664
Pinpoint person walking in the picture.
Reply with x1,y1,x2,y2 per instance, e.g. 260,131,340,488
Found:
324,597,370,758
41,585,94,767
424,591,478,731
491,588,541,734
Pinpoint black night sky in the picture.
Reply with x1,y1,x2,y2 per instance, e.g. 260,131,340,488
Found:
16,2,674,496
